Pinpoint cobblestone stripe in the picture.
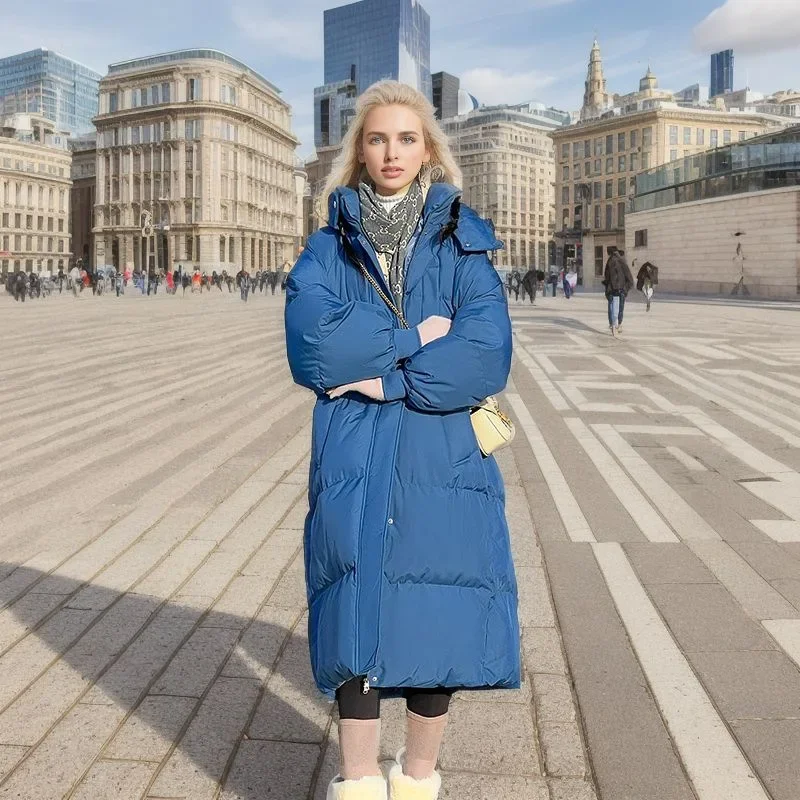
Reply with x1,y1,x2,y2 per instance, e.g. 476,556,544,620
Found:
593,542,771,800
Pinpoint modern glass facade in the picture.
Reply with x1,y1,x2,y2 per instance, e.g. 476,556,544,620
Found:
316,0,430,147
0,49,101,135
633,138,800,212
710,50,734,99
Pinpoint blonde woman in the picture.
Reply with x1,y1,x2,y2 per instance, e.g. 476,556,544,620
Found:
285,81,519,800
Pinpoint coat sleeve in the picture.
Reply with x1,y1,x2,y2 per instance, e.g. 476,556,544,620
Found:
284,237,422,393
381,252,511,411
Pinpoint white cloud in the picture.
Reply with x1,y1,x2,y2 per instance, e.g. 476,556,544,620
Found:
459,67,556,106
693,0,800,55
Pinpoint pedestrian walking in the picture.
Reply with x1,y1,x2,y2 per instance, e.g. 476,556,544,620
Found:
511,269,522,301
602,247,633,336
236,267,250,301
285,80,518,800
521,267,537,304
636,260,658,311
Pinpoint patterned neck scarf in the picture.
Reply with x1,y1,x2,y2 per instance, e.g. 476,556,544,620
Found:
358,176,424,305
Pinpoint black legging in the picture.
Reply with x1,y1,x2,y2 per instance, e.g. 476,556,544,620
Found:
337,677,454,720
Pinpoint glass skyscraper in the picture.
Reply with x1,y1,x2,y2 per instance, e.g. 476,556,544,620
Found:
0,49,101,135
315,0,431,148
710,50,734,99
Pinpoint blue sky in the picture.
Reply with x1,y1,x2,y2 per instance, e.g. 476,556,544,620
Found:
3,0,799,157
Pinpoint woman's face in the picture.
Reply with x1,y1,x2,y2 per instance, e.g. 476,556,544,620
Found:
359,104,430,196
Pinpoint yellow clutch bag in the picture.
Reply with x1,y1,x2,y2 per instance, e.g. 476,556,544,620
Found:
470,396,516,457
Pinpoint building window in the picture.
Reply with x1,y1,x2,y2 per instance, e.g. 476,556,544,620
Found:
643,127,652,147
697,128,705,146
606,134,614,155
594,158,601,173
594,245,604,276
618,178,626,197
185,119,202,140
618,155,626,172
710,129,719,148
670,149,678,162
594,205,601,230
605,205,613,230
669,125,678,145
618,132,626,151
606,157,614,174
187,78,201,101
58,219,63,232
630,130,638,148
593,182,601,200
562,166,569,180
584,140,591,158
561,186,569,204
683,127,691,144
631,153,639,172
220,84,237,105
162,82,171,103
723,130,732,144
573,142,581,159
574,163,581,179
739,131,747,142
618,202,625,228
595,139,603,157
109,91,118,113
634,229,648,247
605,180,613,199
561,143,569,160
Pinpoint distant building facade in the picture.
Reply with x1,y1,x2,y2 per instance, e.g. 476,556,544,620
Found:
0,113,72,275
432,72,460,120
710,50,734,99
443,103,570,271
627,125,800,299
552,41,787,288
0,49,101,135
314,0,431,148
93,49,299,274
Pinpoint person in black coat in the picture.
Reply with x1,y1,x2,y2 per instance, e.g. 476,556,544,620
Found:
602,248,633,336
521,268,537,304
636,261,658,312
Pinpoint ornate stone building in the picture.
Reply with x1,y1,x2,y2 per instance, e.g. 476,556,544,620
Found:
93,49,299,273
443,103,570,271
0,112,72,276
553,41,788,288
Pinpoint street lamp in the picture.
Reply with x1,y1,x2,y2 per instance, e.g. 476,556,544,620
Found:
141,210,153,294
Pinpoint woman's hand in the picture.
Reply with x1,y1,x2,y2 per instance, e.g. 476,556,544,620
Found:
417,315,451,347
327,377,385,401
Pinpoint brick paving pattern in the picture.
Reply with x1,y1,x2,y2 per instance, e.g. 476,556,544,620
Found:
0,287,799,799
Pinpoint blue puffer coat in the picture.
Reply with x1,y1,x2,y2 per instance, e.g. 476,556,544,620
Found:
285,182,520,698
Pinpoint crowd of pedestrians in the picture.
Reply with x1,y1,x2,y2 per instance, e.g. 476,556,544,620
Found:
3,262,293,302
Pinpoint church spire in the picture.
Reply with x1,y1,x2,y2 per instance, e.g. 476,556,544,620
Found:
581,38,611,121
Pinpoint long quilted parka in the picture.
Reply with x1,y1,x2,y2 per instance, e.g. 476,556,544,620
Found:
285,182,520,698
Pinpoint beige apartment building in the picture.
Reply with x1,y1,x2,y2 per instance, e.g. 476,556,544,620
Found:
93,49,299,273
442,103,570,271
0,113,72,275
553,42,787,288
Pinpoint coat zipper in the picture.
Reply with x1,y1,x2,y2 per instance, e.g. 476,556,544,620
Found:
354,408,380,676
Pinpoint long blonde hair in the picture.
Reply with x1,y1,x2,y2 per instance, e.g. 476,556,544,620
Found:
319,80,462,221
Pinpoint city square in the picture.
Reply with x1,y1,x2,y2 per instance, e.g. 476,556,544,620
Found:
1,290,799,799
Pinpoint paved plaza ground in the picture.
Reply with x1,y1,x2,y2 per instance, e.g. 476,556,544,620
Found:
1,287,800,799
